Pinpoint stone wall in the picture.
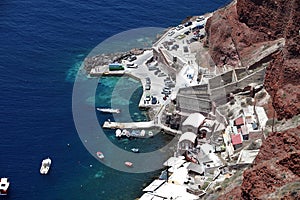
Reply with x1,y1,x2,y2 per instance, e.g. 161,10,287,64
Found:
177,94,212,115
153,47,177,79
210,67,266,106
178,84,209,95
215,108,228,126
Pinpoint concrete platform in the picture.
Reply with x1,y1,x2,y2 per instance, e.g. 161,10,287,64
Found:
103,120,181,135
103,121,154,129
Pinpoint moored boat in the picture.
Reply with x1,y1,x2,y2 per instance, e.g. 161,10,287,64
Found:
140,129,146,137
96,151,104,159
97,108,120,114
40,157,52,175
148,131,154,137
131,148,139,153
115,129,122,137
0,178,10,196
125,161,133,167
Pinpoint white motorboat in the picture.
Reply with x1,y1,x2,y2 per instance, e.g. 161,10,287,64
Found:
116,129,122,137
131,148,139,153
97,108,120,114
96,151,104,159
40,157,52,175
148,131,154,137
0,178,10,195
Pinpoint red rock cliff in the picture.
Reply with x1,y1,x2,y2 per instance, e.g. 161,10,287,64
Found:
205,0,300,119
218,126,300,200
241,126,300,199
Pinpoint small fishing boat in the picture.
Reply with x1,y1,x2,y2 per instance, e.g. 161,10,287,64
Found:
125,161,133,167
97,108,121,114
96,151,104,159
40,157,52,175
131,148,139,153
115,129,122,137
0,178,10,196
140,129,146,137
130,130,140,137
148,131,154,137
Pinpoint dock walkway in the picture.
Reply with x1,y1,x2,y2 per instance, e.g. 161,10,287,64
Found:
103,120,181,135
103,121,154,129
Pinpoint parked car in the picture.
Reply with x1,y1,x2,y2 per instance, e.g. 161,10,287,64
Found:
158,73,166,77
199,33,206,39
184,21,192,27
168,30,175,36
196,16,205,22
166,82,175,88
148,66,157,71
163,88,171,94
161,90,171,95
154,70,161,75
146,77,151,84
172,44,179,50
128,55,137,62
145,95,151,101
151,97,157,104
192,24,204,30
175,25,184,31
145,84,151,90
184,30,191,35
192,35,198,41
183,46,189,53
127,62,138,68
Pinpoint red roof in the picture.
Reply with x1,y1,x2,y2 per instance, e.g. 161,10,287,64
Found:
235,117,244,126
231,134,243,145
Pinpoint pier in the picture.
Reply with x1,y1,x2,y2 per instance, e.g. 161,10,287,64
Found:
103,121,154,129
103,120,181,135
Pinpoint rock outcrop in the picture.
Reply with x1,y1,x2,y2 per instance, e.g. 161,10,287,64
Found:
241,126,300,199
218,126,300,200
205,0,300,120
206,1,300,199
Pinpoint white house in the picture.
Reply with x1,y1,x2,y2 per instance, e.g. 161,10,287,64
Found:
178,132,197,154
182,113,206,133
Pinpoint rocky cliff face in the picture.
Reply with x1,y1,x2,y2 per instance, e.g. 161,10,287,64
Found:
241,126,300,199
205,0,300,120
217,126,300,200
205,1,300,199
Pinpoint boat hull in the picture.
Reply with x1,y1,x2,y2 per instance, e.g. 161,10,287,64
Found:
96,151,104,159
0,178,9,196
97,108,120,114
40,158,51,175
125,161,133,167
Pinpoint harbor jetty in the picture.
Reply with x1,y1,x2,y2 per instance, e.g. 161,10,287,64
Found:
103,120,181,135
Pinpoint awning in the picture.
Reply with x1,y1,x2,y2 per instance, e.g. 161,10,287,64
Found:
199,127,210,132
163,156,186,167
187,163,205,175
143,180,165,192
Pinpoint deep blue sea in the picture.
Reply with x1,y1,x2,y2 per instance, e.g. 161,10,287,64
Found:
0,0,230,199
